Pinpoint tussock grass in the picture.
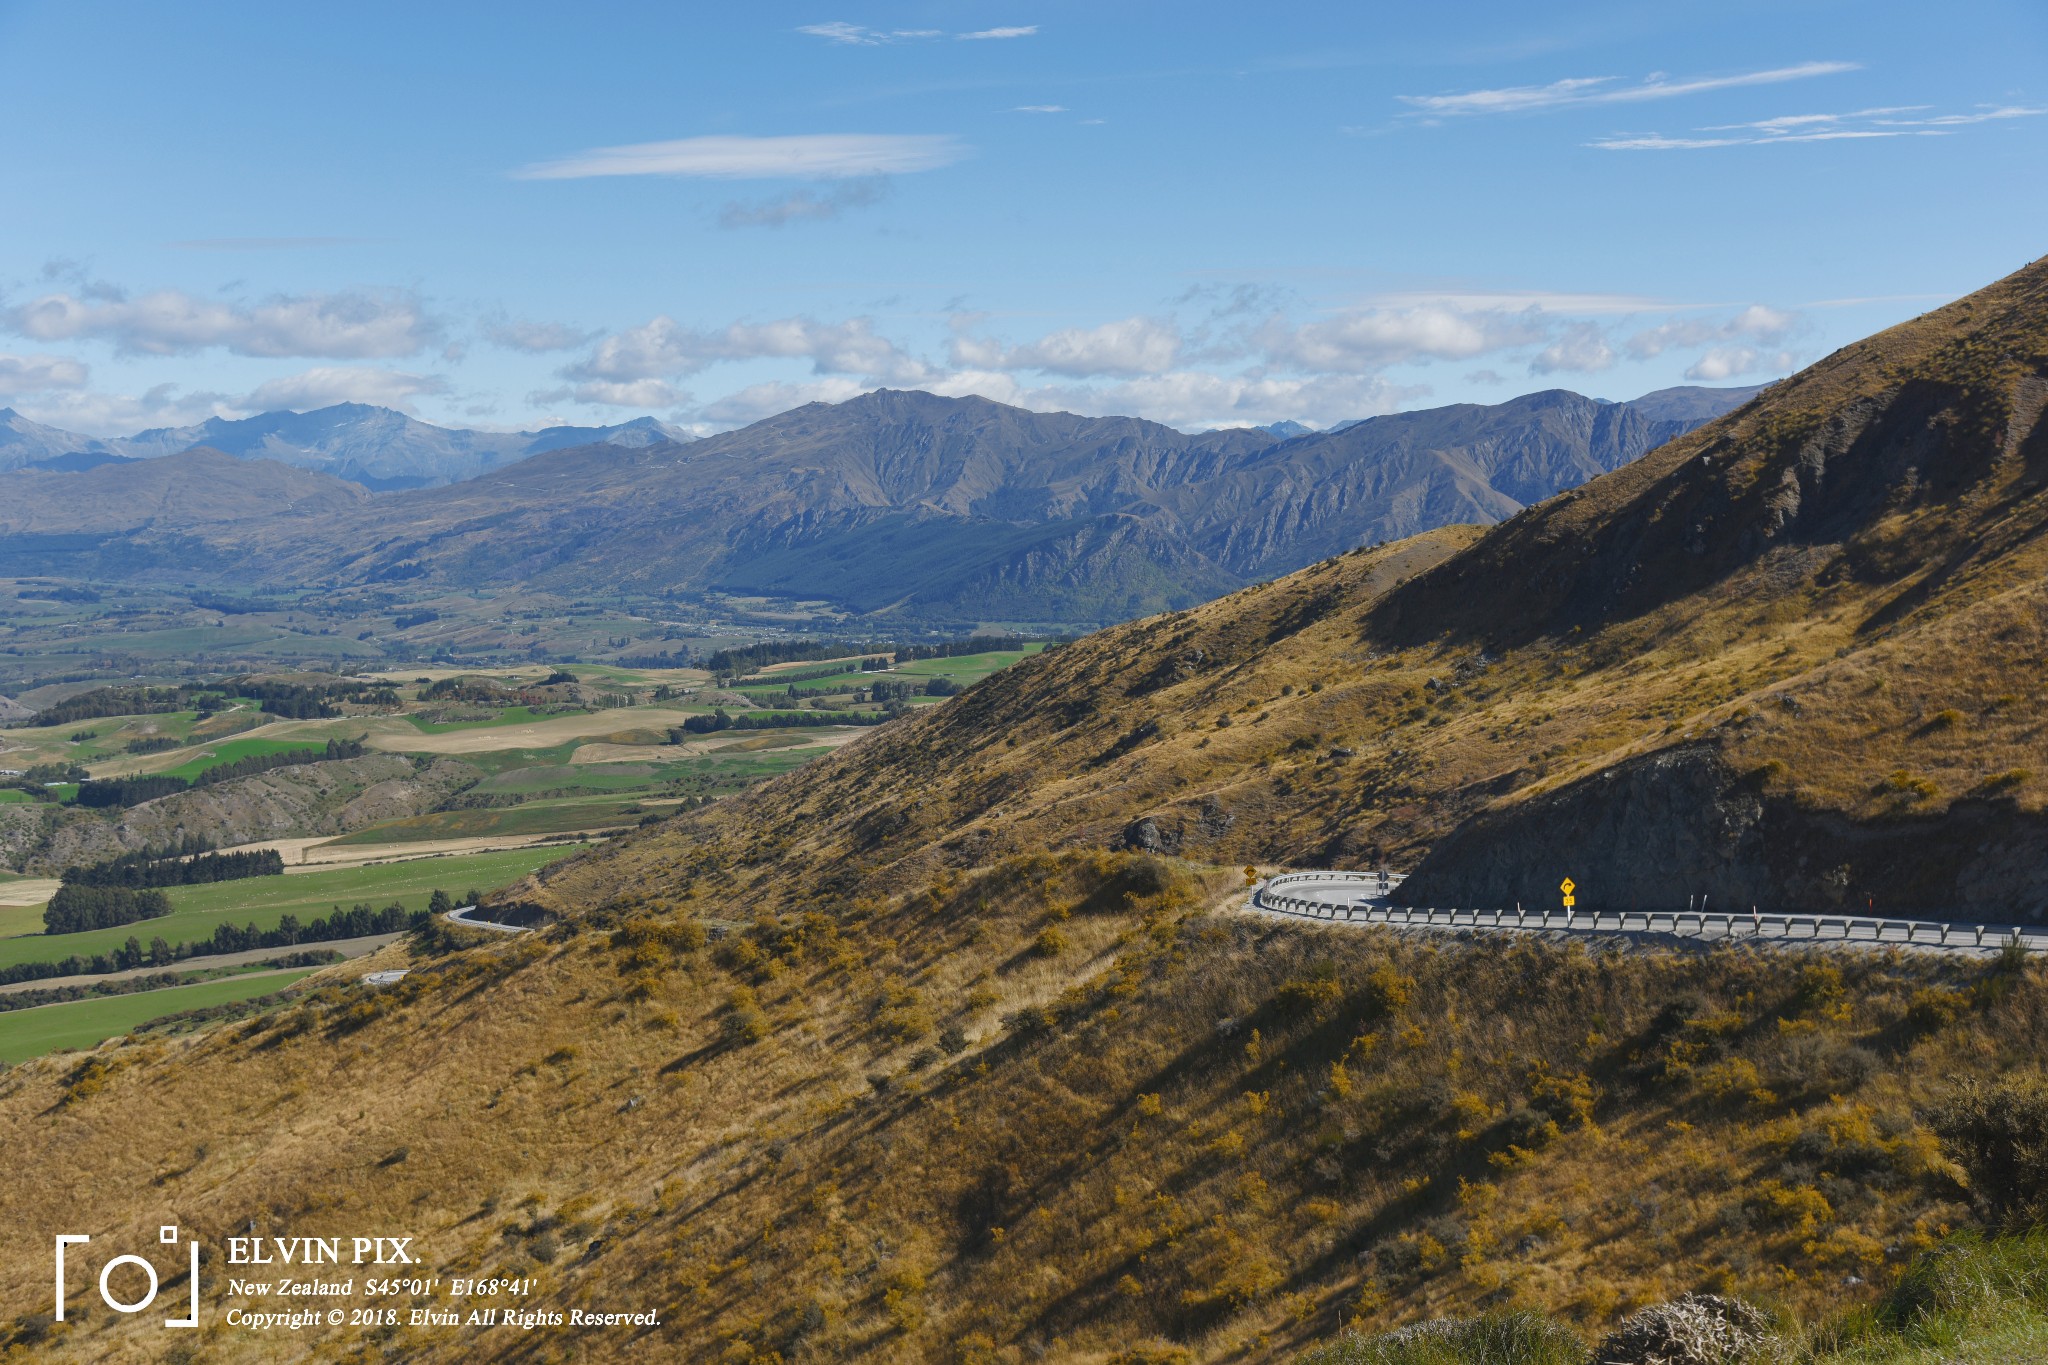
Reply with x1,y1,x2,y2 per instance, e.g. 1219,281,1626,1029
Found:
1,850,2041,1361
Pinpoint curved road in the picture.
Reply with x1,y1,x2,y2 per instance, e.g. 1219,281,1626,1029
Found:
1249,871,2048,958
444,904,530,934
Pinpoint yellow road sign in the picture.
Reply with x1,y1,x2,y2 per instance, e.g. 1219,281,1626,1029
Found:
1562,895,1576,909
1560,877,1576,895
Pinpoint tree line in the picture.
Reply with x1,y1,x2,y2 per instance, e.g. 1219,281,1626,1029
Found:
8,897,457,986
672,709,887,736
43,884,174,935
16,675,394,730
62,845,285,889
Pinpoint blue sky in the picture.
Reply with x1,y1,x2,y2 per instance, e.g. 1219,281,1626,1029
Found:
0,0,2042,436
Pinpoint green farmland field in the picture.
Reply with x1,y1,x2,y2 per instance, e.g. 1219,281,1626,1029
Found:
891,645,1046,685
0,845,580,972
0,970,319,1063
152,737,335,783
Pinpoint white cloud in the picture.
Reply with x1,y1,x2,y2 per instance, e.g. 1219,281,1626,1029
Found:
513,133,969,181
1684,347,1795,382
795,23,940,45
687,369,1415,432
0,353,88,396
565,315,930,386
12,383,237,437
538,284,1812,433
1401,61,1857,117
699,377,869,423
482,317,600,352
241,366,449,412
3,285,438,359
1359,288,1666,315
1627,304,1798,359
1593,103,2044,150
1261,305,1550,373
1011,105,1068,114
718,177,890,228
951,316,1182,377
538,378,688,410
1528,322,1615,374
1024,371,1420,430
960,26,1036,40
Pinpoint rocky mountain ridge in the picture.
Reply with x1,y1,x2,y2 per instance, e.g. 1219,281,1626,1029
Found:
0,383,1758,627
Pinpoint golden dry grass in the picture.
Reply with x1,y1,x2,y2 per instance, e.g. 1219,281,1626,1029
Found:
0,852,2037,1362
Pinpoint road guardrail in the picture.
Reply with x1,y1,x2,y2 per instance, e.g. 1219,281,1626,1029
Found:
1247,873,2046,954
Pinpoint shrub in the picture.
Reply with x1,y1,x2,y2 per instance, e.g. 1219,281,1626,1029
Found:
875,982,934,1043
1904,986,1970,1033
1794,964,1845,1015
1274,965,1345,1019
723,987,770,1045
1748,1180,1833,1237
1925,1075,2048,1228
1364,964,1414,1015
1033,926,1070,957
1881,770,1940,800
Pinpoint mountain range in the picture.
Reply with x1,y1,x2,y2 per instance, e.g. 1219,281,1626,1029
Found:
0,383,1759,625
0,403,692,488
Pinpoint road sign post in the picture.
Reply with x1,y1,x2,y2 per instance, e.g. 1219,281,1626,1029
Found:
1560,876,1576,911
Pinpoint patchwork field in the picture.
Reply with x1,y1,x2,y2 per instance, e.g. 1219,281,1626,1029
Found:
0,645,1045,1064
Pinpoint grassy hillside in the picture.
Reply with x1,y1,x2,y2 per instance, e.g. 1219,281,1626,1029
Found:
0,851,2037,1362
528,257,2048,922
0,259,2042,1361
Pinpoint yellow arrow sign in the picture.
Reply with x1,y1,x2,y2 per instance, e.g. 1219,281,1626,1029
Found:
1560,877,1576,896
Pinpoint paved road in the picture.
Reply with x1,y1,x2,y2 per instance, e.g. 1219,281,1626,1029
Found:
1249,872,2048,958
444,904,529,934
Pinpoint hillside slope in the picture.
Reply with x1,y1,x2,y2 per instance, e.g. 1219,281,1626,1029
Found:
538,253,2048,921
0,261,2039,1363
0,447,368,535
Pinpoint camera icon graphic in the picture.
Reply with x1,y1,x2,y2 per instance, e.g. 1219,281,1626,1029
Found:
54,1224,200,1328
